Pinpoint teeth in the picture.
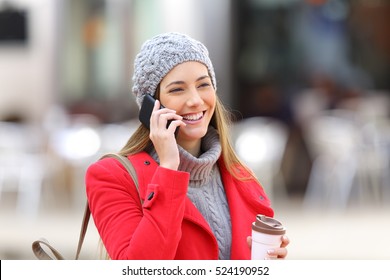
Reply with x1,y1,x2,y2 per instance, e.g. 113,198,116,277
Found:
183,112,203,121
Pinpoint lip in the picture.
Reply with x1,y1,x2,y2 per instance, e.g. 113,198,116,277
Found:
181,111,206,123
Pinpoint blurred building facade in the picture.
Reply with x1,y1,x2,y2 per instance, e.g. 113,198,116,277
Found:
0,0,234,124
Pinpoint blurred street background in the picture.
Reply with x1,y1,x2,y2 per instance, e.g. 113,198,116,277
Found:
0,0,389,259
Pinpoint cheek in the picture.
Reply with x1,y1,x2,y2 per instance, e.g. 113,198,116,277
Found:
205,92,216,111
159,95,180,110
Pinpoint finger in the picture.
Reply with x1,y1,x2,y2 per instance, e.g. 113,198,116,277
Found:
167,119,185,134
267,247,288,259
156,107,177,114
149,100,161,129
246,236,252,249
159,113,182,129
151,108,177,130
280,235,290,248
153,99,160,110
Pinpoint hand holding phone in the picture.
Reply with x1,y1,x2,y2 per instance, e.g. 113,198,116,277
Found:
139,94,179,135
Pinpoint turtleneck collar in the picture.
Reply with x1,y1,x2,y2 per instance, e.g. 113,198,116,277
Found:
148,126,222,186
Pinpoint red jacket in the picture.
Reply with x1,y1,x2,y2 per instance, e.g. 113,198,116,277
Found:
85,151,274,260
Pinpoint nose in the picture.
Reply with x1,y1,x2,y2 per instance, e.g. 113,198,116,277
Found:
186,88,204,107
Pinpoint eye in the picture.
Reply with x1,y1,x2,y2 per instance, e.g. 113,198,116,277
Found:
169,87,183,93
198,82,211,88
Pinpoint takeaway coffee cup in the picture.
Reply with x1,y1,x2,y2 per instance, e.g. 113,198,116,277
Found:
251,214,286,260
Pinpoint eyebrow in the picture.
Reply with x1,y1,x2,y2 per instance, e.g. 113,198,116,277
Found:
164,75,210,89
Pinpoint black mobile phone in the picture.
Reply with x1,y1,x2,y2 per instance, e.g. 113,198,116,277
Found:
139,94,157,129
139,94,179,135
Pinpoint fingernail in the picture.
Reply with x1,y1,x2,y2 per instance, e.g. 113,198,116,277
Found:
267,249,274,254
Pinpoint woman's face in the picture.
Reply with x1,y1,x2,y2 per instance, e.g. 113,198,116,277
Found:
159,61,216,148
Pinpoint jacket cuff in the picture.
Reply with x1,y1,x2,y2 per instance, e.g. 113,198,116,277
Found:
142,166,189,209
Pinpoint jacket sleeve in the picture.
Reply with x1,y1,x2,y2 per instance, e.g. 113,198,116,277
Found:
85,157,190,259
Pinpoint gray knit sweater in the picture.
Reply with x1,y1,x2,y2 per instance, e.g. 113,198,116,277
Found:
148,127,232,259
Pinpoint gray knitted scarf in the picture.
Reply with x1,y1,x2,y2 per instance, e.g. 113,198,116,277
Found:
148,126,232,259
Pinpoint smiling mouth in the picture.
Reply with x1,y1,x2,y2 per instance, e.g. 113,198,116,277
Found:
181,111,205,122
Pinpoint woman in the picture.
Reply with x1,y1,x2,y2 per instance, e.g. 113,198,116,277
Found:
86,32,289,260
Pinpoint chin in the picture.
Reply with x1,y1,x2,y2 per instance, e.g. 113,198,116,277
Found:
179,127,208,141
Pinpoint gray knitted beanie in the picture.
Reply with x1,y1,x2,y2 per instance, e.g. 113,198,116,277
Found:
132,32,217,108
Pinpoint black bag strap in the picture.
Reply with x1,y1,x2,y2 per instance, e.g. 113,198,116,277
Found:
32,153,140,260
